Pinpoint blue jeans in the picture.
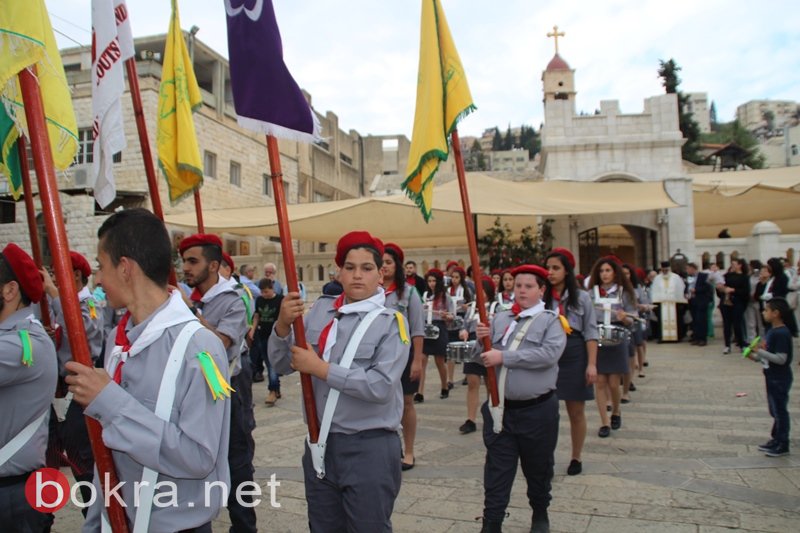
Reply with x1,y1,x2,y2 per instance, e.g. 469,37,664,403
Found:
765,370,792,446
252,336,280,392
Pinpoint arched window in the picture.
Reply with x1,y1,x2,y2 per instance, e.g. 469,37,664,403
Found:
317,265,324,281
701,252,711,269
297,266,303,282
715,252,725,268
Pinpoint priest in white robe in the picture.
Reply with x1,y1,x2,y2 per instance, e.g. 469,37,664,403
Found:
650,261,687,342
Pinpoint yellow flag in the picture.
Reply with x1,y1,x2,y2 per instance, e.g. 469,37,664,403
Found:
157,0,203,203
0,0,79,185
403,0,475,222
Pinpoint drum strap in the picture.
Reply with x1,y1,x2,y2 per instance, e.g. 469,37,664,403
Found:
307,308,383,479
490,316,536,434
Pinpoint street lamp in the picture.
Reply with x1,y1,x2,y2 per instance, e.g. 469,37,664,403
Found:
188,25,200,64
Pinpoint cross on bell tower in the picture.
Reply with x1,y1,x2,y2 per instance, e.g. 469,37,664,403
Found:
547,25,565,55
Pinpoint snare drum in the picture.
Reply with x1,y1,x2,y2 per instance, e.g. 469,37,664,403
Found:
424,323,440,340
597,325,631,347
446,340,476,363
451,316,465,330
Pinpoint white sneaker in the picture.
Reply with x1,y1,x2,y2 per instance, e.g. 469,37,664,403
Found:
722,346,731,354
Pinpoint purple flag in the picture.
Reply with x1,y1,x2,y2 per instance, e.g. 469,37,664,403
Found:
225,0,320,142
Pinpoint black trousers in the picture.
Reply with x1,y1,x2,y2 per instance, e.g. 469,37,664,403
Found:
689,299,710,341
0,476,53,532
720,303,746,348
481,395,559,521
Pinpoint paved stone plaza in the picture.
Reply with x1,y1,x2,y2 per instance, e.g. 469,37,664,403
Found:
51,337,799,532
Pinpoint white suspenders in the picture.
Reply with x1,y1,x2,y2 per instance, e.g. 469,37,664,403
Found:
488,316,537,434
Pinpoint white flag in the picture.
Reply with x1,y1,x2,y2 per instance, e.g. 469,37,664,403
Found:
91,0,134,208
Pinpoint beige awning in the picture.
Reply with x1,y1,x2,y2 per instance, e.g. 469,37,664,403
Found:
164,174,678,247
691,168,800,238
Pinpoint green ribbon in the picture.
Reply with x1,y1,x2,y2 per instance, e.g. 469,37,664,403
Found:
196,351,233,401
19,330,33,366
240,293,253,327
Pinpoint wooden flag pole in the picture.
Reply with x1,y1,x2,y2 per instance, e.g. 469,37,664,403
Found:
125,58,179,286
17,136,51,329
450,129,500,407
265,134,320,442
193,189,205,233
19,67,130,533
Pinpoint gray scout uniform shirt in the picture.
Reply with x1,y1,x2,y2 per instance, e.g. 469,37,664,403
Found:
384,283,424,339
0,306,57,477
51,288,105,375
477,308,566,400
268,295,408,434
197,279,248,377
547,290,600,341
83,298,231,532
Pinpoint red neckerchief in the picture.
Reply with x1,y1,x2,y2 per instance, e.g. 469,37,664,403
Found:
449,285,457,296
598,286,608,297
502,291,513,302
190,288,203,302
383,283,397,297
113,311,133,384
317,294,345,359
405,275,415,286
510,302,522,317
552,288,565,315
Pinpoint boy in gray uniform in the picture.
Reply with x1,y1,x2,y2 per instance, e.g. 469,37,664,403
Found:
269,230,408,532
179,233,254,533
0,243,57,530
65,209,231,532
474,264,566,533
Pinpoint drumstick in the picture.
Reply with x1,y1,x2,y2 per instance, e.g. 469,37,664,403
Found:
622,312,647,323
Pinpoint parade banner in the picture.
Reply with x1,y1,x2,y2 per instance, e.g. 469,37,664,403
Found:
157,0,203,203
92,0,134,208
403,0,475,222
0,0,78,178
225,0,320,142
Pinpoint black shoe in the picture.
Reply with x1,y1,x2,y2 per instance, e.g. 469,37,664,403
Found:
461,377,468,386
757,439,777,452
628,383,637,392
440,389,449,399
610,414,622,430
531,511,550,533
459,419,477,434
620,397,631,404
598,426,611,438
447,381,454,390
480,518,503,533
643,361,649,367
413,393,424,404
567,459,582,476
252,372,265,383
765,444,790,457
606,404,612,412
401,458,415,471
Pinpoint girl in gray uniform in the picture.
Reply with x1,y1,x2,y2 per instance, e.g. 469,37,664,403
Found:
475,265,566,533
381,243,425,471
269,231,408,532
544,248,598,475
588,258,637,438
419,269,451,401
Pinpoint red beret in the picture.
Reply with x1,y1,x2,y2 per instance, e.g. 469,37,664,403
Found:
490,269,503,277
605,254,623,266
550,247,575,269
426,268,444,279
451,266,467,280
512,264,549,281
69,251,91,278
481,274,493,284
2,243,44,303
221,252,234,271
335,231,384,267
179,233,223,255
635,267,646,281
445,260,459,271
383,242,404,265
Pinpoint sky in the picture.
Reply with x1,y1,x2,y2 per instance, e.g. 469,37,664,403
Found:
48,0,800,139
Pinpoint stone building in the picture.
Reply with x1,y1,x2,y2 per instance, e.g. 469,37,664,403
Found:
539,51,695,272
736,99,799,132
685,92,711,134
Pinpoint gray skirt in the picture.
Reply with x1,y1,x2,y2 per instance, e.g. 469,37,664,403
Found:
556,334,595,401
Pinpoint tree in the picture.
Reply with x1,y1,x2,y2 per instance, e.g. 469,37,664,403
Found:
491,128,503,151
658,58,703,164
700,120,766,169
477,217,555,271
503,125,514,150
709,101,718,132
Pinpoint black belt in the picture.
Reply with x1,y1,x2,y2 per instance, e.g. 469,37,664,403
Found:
0,472,32,487
567,331,584,338
504,390,554,409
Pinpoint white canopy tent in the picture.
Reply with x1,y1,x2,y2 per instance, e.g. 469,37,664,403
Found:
164,174,679,247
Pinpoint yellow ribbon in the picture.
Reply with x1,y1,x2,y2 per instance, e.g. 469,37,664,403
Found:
558,315,573,335
395,312,410,345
